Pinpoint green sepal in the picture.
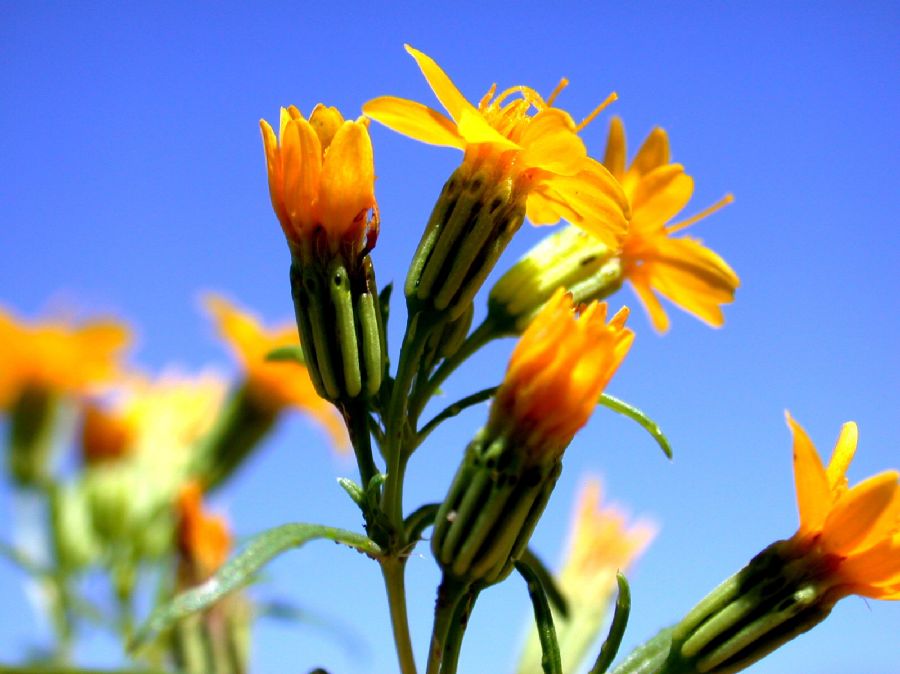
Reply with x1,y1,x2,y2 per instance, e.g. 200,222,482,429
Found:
129,524,382,652
516,559,563,674
599,393,673,459
589,573,632,674
329,257,362,398
264,344,305,364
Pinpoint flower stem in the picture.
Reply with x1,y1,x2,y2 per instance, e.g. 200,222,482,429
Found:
425,578,468,674
381,557,417,674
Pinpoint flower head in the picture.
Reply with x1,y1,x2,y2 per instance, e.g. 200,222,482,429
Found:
364,45,628,247
786,412,900,600
203,294,347,449
176,481,231,581
260,104,377,257
0,305,131,409
490,289,633,457
604,118,739,332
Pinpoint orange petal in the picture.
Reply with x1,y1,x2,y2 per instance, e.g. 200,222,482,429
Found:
839,534,900,588
518,108,585,175
629,127,670,177
308,104,345,151
602,117,627,180
260,120,289,227
363,96,464,149
456,106,519,149
630,164,694,231
822,471,900,555
319,121,375,238
628,271,670,333
786,412,832,536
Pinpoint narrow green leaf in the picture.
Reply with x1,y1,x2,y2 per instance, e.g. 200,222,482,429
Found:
416,386,498,446
404,503,439,544
590,573,632,674
264,344,305,364
129,523,381,652
0,541,50,577
519,548,569,619
337,477,365,508
516,559,562,674
598,394,673,459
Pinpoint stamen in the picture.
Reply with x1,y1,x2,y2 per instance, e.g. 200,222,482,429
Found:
666,194,734,234
545,78,569,106
479,83,498,110
575,92,618,131
494,85,546,110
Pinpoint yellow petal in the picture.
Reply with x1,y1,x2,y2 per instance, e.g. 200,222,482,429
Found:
840,534,900,590
203,294,262,364
282,118,323,234
826,421,858,492
363,96,465,149
822,471,900,555
603,117,627,180
404,44,475,123
630,127,670,177
309,104,345,151
786,412,832,536
518,108,585,175
260,120,289,226
456,106,519,149
630,164,694,231
629,271,671,333
319,121,375,238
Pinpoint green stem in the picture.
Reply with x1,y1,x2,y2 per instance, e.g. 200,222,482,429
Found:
341,398,378,488
381,557,418,674
415,387,498,449
438,587,478,674
426,578,469,674
411,318,500,421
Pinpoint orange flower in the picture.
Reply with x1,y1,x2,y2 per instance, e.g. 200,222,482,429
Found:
260,104,377,256
0,305,131,409
603,118,739,332
786,413,900,600
176,481,231,580
81,401,136,465
364,45,628,247
203,294,348,450
490,289,633,457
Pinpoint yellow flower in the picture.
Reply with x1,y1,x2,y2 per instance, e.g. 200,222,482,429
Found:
176,481,231,581
490,289,633,457
259,104,377,256
787,412,900,600
363,45,629,247
603,118,739,332
0,305,131,409
203,294,347,449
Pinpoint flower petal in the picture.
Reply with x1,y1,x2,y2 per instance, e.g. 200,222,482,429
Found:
822,470,900,555
826,421,858,493
630,164,694,231
518,108,585,175
363,96,465,149
839,534,900,589
319,121,375,238
283,118,322,234
603,117,627,180
405,44,476,123
629,127,670,178
628,270,670,333
309,104,345,151
456,106,520,149
786,413,832,536
260,120,289,227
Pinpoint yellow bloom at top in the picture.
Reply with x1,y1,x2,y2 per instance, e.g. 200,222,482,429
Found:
786,413,900,600
260,104,377,256
603,118,740,332
363,45,629,248
490,289,633,457
0,305,131,409
203,294,348,450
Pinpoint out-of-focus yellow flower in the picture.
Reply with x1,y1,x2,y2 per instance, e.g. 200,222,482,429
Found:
603,118,739,332
259,104,377,256
203,294,347,449
364,45,628,247
786,413,900,600
490,289,633,457
176,481,231,581
0,305,131,409
519,478,655,674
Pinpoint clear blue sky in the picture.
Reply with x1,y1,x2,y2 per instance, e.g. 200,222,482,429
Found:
1,2,898,673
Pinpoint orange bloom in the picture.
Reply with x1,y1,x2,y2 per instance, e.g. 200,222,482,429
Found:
176,481,231,580
0,305,130,409
260,104,377,255
364,45,628,248
203,294,348,450
490,289,633,457
787,412,900,600
603,118,739,332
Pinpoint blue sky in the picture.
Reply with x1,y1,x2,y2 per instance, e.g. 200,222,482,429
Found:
1,2,898,673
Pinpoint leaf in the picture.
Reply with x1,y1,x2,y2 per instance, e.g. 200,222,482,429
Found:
337,477,365,508
519,548,569,618
598,393,673,459
404,503,439,544
589,573,632,674
264,344,305,364
516,559,562,674
129,523,381,652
